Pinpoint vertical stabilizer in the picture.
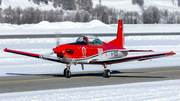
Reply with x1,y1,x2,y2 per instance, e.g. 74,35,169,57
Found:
108,20,124,48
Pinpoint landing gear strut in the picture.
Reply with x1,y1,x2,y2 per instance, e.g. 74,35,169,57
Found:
103,64,111,78
63,59,76,78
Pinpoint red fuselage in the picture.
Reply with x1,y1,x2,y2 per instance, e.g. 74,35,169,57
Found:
54,41,125,60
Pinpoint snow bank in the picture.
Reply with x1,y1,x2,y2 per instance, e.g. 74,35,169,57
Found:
0,20,180,35
0,20,113,35
1,79,180,101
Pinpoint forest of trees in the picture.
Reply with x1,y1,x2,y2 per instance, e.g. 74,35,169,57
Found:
0,0,180,24
31,0,93,10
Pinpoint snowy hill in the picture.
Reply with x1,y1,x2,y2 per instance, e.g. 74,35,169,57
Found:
92,0,180,12
1,0,180,12
0,0,56,10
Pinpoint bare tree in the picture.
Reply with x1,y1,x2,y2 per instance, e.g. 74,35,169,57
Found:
0,10,2,23
3,6,13,23
81,11,91,22
132,0,136,5
137,0,144,7
73,11,81,22
132,0,144,7
92,5,109,23
142,6,160,24
62,0,76,10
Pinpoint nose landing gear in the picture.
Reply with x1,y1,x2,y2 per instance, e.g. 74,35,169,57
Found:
63,67,71,78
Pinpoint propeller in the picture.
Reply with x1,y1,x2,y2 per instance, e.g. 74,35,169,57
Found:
43,31,62,56
55,31,61,47
43,51,54,56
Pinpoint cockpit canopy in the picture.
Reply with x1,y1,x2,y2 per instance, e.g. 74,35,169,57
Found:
76,35,103,45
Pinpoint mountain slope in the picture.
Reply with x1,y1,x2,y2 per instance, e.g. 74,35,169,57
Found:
1,0,180,12
92,0,180,12
0,0,55,10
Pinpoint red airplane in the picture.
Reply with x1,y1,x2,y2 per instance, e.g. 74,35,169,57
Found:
4,20,176,78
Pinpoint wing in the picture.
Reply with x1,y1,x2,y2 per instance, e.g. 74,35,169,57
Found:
4,48,64,63
89,52,176,64
119,49,154,52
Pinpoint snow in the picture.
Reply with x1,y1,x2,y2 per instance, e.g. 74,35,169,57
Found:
0,20,180,100
0,0,56,10
1,79,180,101
1,20,180,35
92,0,180,12
93,0,141,11
1,0,180,12
0,35,180,76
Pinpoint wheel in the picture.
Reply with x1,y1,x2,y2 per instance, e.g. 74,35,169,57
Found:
103,69,111,78
65,69,71,78
63,68,67,76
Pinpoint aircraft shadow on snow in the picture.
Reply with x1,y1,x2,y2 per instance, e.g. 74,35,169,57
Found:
6,70,166,79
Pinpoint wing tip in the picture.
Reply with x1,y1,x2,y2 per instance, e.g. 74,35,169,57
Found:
165,51,176,55
148,50,154,52
3,48,7,52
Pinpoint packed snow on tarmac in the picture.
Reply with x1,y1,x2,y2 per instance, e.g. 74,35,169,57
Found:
0,35,180,100
0,20,180,100
1,79,180,101
0,35,180,76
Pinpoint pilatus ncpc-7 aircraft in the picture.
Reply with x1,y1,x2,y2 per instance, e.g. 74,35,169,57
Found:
4,20,176,78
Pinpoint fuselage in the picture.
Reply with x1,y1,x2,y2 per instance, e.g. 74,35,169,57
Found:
54,41,128,64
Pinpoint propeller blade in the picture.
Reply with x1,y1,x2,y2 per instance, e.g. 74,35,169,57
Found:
55,31,61,46
43,51,54,56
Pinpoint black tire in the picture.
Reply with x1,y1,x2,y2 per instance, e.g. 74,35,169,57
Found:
104,69,111,78
63,68,67,76
65,69,71,78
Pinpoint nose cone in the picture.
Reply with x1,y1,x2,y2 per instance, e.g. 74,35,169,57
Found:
53,46,61,54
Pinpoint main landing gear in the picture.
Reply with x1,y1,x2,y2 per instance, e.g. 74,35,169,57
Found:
63,63,111,78
103,64,111,78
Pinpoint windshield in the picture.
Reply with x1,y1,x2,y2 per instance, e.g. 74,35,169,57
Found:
76,35,103,45
76,36,88,45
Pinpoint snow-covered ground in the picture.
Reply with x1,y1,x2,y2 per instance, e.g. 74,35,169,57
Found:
1,20,180,35
93,0,180,12
1,35,180,100
1,35,179,76
0,20,180,100
1,79,180,101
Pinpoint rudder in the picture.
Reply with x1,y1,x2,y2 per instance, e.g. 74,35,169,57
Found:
108,20,124,48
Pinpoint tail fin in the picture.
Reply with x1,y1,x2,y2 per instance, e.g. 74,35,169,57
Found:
108,20,124,48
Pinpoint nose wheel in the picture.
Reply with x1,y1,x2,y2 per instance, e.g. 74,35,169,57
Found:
63,67,71,78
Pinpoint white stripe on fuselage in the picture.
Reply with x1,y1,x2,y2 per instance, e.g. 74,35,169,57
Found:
76,50,128,64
